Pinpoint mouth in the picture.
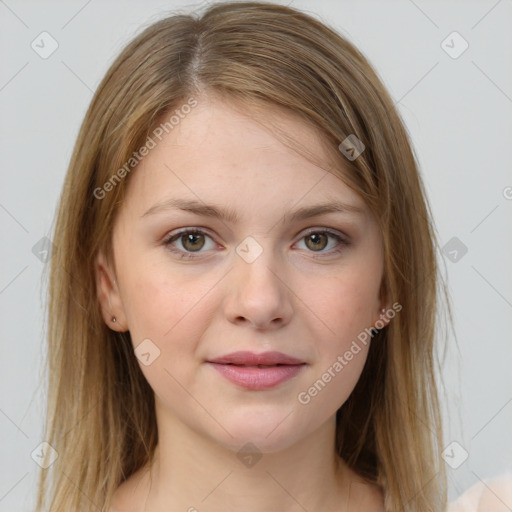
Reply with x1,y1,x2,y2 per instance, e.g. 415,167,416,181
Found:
206,351,306,390
207,350,305,366
215,363,299,368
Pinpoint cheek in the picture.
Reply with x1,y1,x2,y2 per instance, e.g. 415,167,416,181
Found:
119,254,219,341
304,266,379,401
297,315,371,419
122,267,219,400
315,270,380,344
119,261,228,400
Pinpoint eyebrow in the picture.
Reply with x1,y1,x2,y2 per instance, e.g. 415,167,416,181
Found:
141,197,365,223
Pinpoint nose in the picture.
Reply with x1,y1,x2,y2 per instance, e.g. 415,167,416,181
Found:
223,245,294,331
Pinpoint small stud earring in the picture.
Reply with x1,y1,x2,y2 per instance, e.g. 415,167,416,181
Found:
111,316,117,323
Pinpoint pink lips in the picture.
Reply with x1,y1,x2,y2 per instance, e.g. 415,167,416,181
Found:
207,351,306,390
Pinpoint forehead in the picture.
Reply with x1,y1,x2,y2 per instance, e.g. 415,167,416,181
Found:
121,95,367,219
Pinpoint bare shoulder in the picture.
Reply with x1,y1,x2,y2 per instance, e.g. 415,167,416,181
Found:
448,472,512,512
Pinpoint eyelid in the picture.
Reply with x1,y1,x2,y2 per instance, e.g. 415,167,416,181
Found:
299,226,349,242
163,227,218,252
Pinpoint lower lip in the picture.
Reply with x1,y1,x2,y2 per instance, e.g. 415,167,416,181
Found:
207,363,304,390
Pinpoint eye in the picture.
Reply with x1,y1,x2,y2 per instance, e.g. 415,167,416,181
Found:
163,229,217,258
295,229,349,256
163,227,350,260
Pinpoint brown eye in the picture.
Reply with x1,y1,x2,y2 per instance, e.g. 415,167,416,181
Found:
296,229,349,257
164,229,216,258
181,232,206,252
304,233,329,251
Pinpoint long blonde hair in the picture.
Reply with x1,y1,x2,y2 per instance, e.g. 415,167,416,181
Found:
37,2,452,510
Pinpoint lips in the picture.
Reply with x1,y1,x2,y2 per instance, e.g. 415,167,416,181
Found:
206,351,306,390
207,351,304,366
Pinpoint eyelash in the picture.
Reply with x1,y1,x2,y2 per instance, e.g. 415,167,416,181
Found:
162,228,350,260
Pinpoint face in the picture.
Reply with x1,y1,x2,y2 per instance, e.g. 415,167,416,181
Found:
96,94,389,453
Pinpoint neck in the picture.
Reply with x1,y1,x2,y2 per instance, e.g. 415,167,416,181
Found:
111,397,384,512
141,403,352,512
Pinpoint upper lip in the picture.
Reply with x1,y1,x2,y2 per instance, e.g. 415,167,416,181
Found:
207,351,305,366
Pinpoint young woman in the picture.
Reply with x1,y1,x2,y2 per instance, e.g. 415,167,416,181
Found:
36,2,455,510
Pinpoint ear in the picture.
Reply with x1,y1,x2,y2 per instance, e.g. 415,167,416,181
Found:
371,280,393,330
94,249,128,332
372,303,392,331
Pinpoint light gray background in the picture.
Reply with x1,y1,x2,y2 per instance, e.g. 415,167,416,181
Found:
1,0,511,509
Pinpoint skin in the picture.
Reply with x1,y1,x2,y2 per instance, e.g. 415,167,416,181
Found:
96,93,388,512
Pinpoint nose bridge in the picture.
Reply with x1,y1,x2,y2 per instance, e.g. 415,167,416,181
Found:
235,235,281,296
226,235,293,328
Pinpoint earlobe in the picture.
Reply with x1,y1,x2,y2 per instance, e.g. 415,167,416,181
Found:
94,249,128,332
